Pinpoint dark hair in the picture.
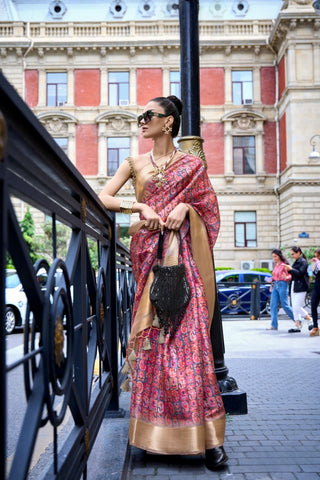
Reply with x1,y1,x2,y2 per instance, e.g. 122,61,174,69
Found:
150,95,183,138
272,249,289,264
291,246,306,259
315,248,320,257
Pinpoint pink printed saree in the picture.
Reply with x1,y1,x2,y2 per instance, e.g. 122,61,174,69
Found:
125,153,225,455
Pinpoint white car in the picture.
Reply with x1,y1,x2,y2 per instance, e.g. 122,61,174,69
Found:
5,269,48,334
5,270,28,334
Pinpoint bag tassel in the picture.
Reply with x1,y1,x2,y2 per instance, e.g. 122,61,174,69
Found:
152,314,160,328
158,328,166,344
142,337,152,350
128,349,137,362
121,361,130,375
120,378,131,392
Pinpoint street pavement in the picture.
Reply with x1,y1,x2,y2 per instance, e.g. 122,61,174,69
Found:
123,317,320,480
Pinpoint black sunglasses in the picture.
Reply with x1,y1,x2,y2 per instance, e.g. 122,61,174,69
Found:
137,110,169,127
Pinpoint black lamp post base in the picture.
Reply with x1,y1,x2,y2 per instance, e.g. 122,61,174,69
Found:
222,389,248,415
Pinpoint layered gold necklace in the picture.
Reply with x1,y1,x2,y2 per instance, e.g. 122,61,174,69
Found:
150,148,177,187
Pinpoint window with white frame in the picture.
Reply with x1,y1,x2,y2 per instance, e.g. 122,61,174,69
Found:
108,72,129,106
46,72,67,107
107,137,130,176
170,71,180,97
233,136,255,174
54,137,68,155
234,211,257,247
232,70,253,105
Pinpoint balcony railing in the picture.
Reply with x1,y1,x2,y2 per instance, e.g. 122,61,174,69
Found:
0,19,274,42
0,71,134,479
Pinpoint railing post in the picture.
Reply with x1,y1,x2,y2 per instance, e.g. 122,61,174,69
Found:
107,214,120,412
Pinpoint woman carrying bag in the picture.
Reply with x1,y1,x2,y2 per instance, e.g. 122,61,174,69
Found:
283,246,311,331
99,95,227,470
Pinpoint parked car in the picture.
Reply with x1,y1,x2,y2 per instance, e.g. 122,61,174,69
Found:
5,269,48,334
216,270,273,315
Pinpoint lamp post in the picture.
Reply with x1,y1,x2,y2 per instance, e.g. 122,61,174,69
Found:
308,134,320,161
178,0,247,415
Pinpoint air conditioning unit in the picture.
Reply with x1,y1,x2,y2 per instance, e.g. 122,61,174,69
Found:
241,261,254,271
119,99,129,106
260,260,273,271
58,101,65,106
244,99,253,105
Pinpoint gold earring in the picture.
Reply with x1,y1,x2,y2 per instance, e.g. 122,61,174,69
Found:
162,124,172,135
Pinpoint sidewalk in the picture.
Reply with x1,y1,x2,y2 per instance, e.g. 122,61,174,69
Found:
123,317,320,480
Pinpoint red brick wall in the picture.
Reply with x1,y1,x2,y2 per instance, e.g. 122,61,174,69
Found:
279,56,286,99
279,113,287,172
76,124,98,175
200,68,225,105
25,70,39,107
261,67,276,105
264,121,277,173
201,123,224,174
138,133,153,154
74,69,100,106
136,69,162,106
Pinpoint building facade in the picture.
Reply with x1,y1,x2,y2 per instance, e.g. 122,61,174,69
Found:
0,0,319,269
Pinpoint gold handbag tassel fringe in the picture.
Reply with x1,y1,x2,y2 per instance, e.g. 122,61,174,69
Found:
121,361,130,375
120,378,131,392
152,314,160,328
128,349,137,362
158,328,166,344
142,337,151,350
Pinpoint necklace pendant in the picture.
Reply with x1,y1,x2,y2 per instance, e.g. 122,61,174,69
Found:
152,166,166,187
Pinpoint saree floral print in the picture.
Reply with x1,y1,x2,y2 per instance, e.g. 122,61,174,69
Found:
122,152,226,455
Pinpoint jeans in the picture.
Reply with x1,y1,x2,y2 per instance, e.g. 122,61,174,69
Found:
270,281,294,329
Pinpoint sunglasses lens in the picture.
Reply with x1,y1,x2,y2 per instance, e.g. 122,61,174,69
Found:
138,111,153,126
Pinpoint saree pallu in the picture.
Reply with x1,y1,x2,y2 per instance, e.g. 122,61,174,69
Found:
126,154,225,455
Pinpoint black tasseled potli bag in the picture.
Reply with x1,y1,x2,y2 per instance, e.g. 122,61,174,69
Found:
149,230,191,337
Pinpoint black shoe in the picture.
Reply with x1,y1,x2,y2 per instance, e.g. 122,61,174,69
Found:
308,324,314,331
288,328,301,333
205,446,228,470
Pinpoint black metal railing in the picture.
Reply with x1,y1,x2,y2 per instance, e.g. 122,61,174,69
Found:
0,72,134,479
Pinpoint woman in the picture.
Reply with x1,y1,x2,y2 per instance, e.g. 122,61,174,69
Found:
99,96,227,470
267,249,295,331
309,249,320,336
283,246,311,330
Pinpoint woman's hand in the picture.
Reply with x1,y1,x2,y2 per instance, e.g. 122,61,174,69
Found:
164,203,189,231
138,203,164,231
283,264,292,272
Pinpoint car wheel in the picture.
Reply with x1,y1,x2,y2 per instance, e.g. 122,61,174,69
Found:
5,307,16,334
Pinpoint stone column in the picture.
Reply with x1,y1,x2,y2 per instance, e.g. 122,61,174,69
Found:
224,66,232,104
98,123,107,177
67,69,74,106
162,68,170,97
287,42,296,85
314,42,320,83
129,68,136,105
100,68,108,106
38,69,46,106
68,126,76,165
224,128,234,176
253,66,261,103
255,126,265,174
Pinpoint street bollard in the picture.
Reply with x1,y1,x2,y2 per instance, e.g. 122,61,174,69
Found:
250,281,261,320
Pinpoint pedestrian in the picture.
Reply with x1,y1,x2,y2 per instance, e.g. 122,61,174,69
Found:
309,248,320,336
283,246,311,330
266,249,295,331
99,95,228,470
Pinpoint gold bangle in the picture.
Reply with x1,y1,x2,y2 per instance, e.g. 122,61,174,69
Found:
120,199,134,214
